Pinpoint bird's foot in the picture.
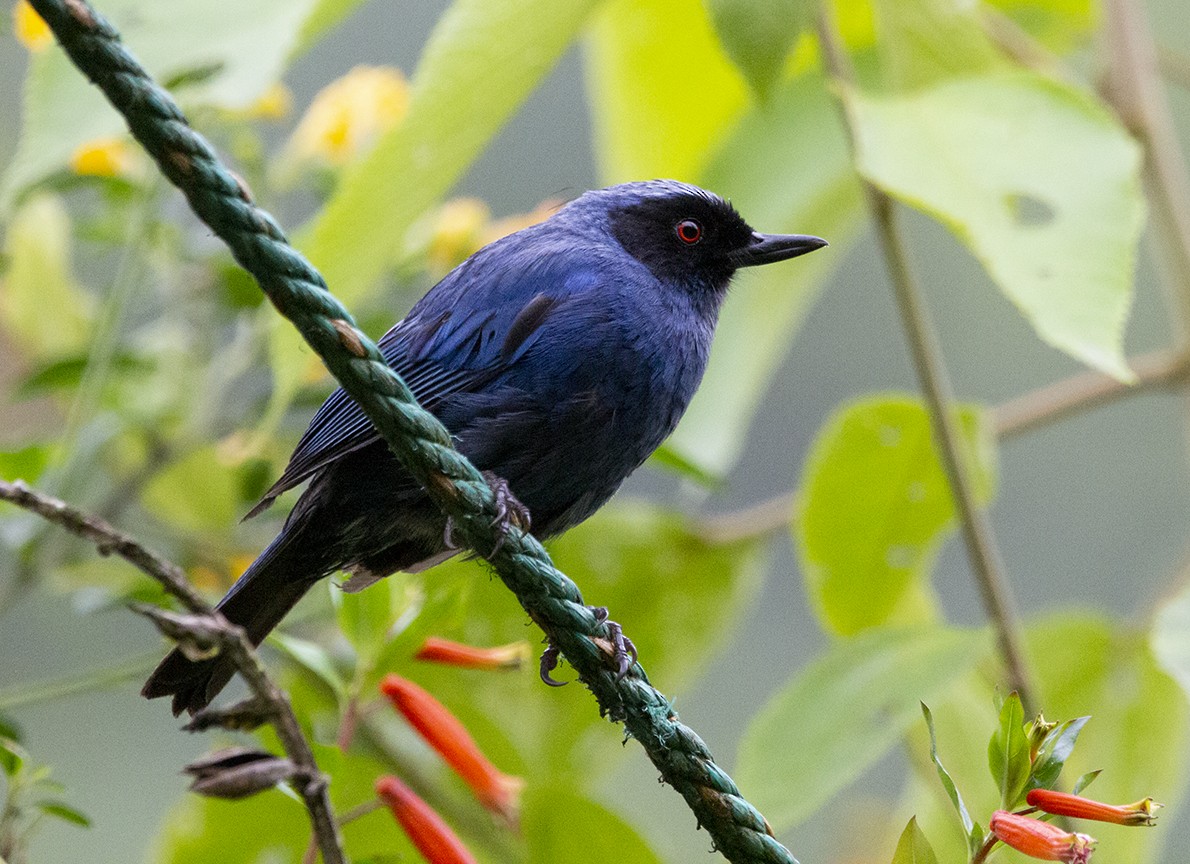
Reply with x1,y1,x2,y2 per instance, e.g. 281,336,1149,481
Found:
539,642,566,687
482,470,531,556
537,608,638,686
589,606,638,680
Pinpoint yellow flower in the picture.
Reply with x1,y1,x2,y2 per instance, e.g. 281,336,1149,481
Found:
284,66,409,167
237,82,293,121
481,198,561,246
69,136,138,178
426,197,491,275
13,1,52,52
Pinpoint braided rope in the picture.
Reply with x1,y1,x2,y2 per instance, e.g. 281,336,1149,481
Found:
27,2,798,861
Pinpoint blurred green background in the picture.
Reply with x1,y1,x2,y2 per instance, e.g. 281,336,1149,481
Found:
2,1,1190,862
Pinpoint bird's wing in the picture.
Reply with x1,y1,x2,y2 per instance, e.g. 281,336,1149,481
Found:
245,248,596,519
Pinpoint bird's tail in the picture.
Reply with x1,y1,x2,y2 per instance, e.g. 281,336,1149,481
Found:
141,533,320,716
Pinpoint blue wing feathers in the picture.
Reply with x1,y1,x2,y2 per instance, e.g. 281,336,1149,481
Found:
245,245,604,519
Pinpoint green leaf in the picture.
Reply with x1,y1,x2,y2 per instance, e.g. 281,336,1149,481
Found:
269,632,346,701
293,0,370,55
921,702,978,854
1029,715,1089,791
524,784,664,864
1032,613,1189,864
704,0,812,98
871,0,1006,90
1072,769,1101,796
3,0,321,206
584,0,747,182
0,193,92,358
1152,575,1190,700
849,71,1143,380
0,736,25,777
140,445,240,532
0,445,51,483
986,0,1097,54
987,691,1030,808
666,71,862,477
36,800,91,828
736,627,985,830
797,395,996,635
333,580,396,659
891,816,938,864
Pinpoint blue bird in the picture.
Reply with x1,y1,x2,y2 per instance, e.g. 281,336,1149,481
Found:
143,179,826,715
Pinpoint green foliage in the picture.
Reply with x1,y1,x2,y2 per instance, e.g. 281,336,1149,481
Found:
3,1,1189,862
584,0,747,182
524,784,664,864
797,396,995,635
0,194,92,358
704,0,812,98
2,0,320,207
849,73,1143,380
736,627,986,830
986,691,1029,808
891,816,938,864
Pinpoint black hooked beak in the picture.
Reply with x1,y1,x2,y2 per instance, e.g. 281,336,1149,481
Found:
729,232,828,268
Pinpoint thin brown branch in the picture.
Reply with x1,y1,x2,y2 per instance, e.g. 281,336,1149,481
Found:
1103,0,1190,334
0,479,346,864
816,3,1036,710
994,349,1190,437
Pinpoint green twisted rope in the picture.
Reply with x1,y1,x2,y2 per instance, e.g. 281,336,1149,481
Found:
27,2,798,861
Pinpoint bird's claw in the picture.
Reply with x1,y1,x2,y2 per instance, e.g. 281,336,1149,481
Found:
539,643,566,687
589,606,638,680
482,470,531,556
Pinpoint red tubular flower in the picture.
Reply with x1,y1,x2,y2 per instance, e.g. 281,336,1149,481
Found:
1026,789,1162,826
990,810,1096,863
380,674,523,825
414,637,529,670
375,775,477,864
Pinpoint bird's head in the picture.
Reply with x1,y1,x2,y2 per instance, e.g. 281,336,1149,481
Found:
571,180,827,298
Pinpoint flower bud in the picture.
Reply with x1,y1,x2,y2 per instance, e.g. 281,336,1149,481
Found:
376,775,477,864
990,810,1096,863
1026,789,1162,826
414,637,529,670
183,747,296,799
380,674,523,825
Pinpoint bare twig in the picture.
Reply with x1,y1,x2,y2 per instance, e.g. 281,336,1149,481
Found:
994,349,1190,437
1102,0,1190,332
0,479,346,864
816,4,1036,710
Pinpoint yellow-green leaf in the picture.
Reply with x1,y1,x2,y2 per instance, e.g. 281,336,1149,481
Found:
849,72,1143,380
0,194,91,358
584,0,747,182
797,395,996,635
736,627,986,830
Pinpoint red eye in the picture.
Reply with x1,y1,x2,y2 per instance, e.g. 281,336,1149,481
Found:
675,219,702,245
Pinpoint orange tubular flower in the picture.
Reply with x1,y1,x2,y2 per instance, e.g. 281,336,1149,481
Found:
1026,789,1162,826
380,674,523,825
990,810,1096,863
414,637,529,670
376,776,477,864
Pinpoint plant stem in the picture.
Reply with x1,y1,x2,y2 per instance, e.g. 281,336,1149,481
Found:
0,479,346,864
816,3,1035,711
994,349,1190,437
1103,0,1190,334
